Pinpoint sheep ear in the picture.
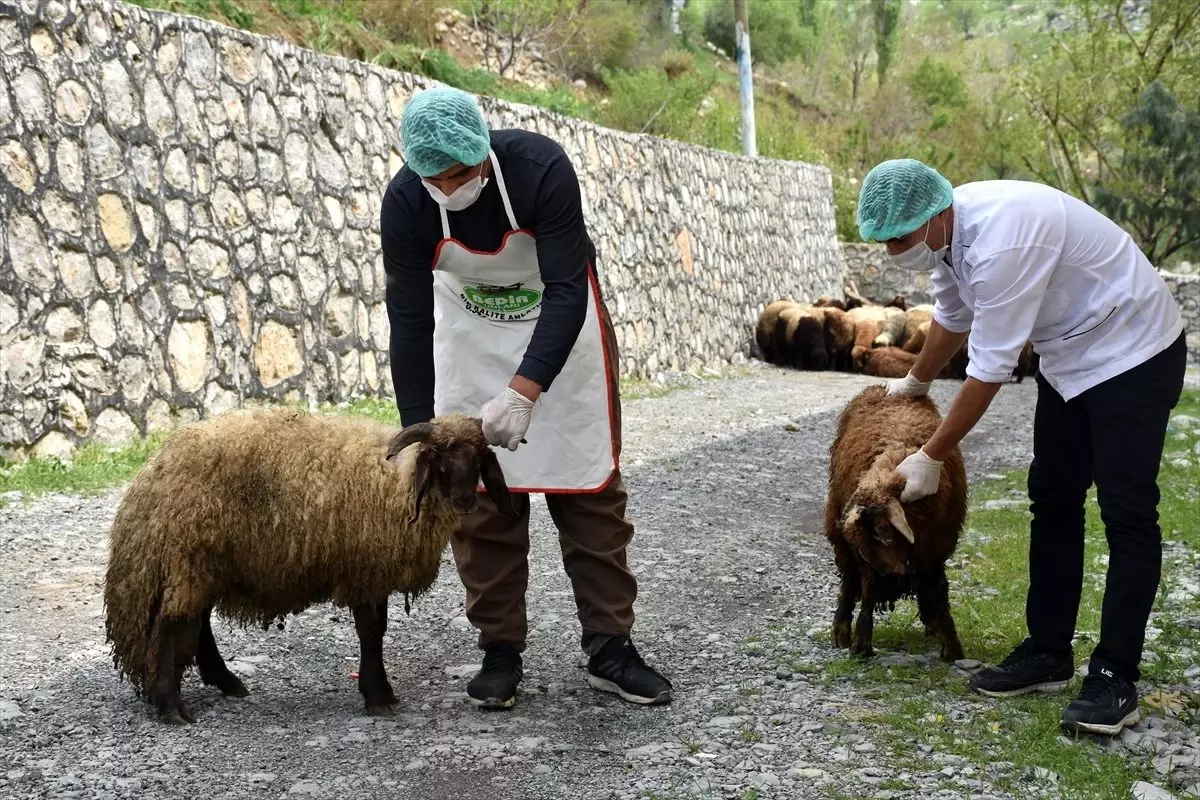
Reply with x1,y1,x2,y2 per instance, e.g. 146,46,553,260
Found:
409,447,434,525
480,449,516,518
843,505,862,528
887,499,916,544
387,422,434,461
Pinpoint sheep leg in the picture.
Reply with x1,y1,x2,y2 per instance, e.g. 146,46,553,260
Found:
919,568,965,662
352,601,396,715
831,565,859,649
196,608,248,698
150,619,196,724
851,579,876,659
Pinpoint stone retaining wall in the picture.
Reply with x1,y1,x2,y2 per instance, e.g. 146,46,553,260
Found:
841,243,1200,366
0,0,842,457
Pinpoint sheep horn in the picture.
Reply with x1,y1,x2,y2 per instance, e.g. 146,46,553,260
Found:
386,422,435,460
887,499,916,545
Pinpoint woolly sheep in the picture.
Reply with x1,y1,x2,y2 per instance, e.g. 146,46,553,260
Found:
776,304,829,371
872,306,908,348
901,305,935,354
824,385,968,661
756,299,795,365
103,409,514,724
823,307,856,372
861,346,919,378
846,305,888,370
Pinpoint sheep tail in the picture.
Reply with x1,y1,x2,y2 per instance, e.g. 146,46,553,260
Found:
102,545,166,698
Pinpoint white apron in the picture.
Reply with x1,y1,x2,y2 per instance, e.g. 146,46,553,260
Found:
430,149,617,494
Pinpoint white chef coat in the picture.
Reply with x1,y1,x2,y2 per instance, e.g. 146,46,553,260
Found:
930,180,1184,401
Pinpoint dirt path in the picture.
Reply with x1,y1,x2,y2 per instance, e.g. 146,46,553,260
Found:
0,367,1040,800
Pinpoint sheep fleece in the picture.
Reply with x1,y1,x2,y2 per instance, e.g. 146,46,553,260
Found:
103,408,462,693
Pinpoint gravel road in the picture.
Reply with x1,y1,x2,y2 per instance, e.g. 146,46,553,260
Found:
0,366,1054,800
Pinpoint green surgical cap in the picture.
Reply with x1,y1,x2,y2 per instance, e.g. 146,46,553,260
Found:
399,87,490,177
856,158,954,242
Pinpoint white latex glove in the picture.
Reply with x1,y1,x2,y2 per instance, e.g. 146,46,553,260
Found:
480,387,534,451
886,370,933,398
896,447,942,503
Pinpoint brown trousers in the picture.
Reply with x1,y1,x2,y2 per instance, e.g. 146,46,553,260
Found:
450,300,637,652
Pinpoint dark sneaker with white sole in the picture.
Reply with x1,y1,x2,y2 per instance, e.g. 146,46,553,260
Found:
968,638,1074,697
467,643,523,709
1060,668,1140,736
587,637,672,705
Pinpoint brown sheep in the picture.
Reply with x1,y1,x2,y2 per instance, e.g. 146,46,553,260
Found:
901,305,935,354
103,409,514,724
776,304,829,371
873,306,909,348
846,305,888,371
815,296,847,311
823,307,856,372
825,385,968,661
861,346,918,378
755,300,795,365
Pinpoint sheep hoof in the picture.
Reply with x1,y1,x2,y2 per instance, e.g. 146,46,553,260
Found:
941,644,965,663
850,643,874,660
159,706,196,725
222,677,250,698
365,703,395,717
831,623,852,649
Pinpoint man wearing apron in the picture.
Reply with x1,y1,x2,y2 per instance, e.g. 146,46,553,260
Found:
380,87,671,709
856,158,1186,737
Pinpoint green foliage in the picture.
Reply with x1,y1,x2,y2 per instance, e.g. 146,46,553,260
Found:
702,0,817,67
594,65,717,140
906,57,967,113
541,0,646,80
1091,81,1200,265
870,0,901,86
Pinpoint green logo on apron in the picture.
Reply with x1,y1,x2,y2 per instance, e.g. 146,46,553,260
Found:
462,284,542,316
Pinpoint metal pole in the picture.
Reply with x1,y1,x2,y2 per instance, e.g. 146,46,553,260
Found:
733,0,756,157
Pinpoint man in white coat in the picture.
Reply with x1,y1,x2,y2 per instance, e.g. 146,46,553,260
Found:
856,158,1187,737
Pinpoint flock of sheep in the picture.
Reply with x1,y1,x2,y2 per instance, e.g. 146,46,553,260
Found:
102,295,987,725
754,286,1039,383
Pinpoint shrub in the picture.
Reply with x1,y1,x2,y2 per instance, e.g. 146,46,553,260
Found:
703,0,810,66
595,66,717,140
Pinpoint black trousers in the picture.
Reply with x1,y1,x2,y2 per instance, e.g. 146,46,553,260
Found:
1025,332,1187,682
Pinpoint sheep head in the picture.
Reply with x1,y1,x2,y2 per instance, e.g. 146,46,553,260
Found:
386,415,516,522
839,454,917,578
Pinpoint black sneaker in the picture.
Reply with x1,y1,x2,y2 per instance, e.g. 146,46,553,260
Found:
968,638,1074,697
1060,668,1140,736
587,637,672,705
467,643,522,709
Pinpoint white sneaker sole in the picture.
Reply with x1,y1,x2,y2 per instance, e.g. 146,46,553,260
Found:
972,678,1071,698
468,694,516,710
1065,708,1140,737
588,675,671,705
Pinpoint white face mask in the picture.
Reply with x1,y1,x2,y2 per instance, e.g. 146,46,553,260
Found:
890,217,948,272
422,164,488,212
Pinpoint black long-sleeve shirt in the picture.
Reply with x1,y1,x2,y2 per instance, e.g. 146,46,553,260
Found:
380,129,598,427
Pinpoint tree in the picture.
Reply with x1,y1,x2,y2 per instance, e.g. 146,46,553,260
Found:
1091,81,1200,265
703,0,812,66
871,0,900,86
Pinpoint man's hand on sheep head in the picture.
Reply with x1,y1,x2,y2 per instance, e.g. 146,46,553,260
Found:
886,371,932,397
896,447,942,502
481,386,534,451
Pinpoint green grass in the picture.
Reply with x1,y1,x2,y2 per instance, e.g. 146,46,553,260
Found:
798,388,1200,800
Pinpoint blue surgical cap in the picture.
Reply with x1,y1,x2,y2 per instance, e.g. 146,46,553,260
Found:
399,86,490,177
856,158,954,242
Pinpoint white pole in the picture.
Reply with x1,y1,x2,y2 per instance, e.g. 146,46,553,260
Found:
734,0,756,157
